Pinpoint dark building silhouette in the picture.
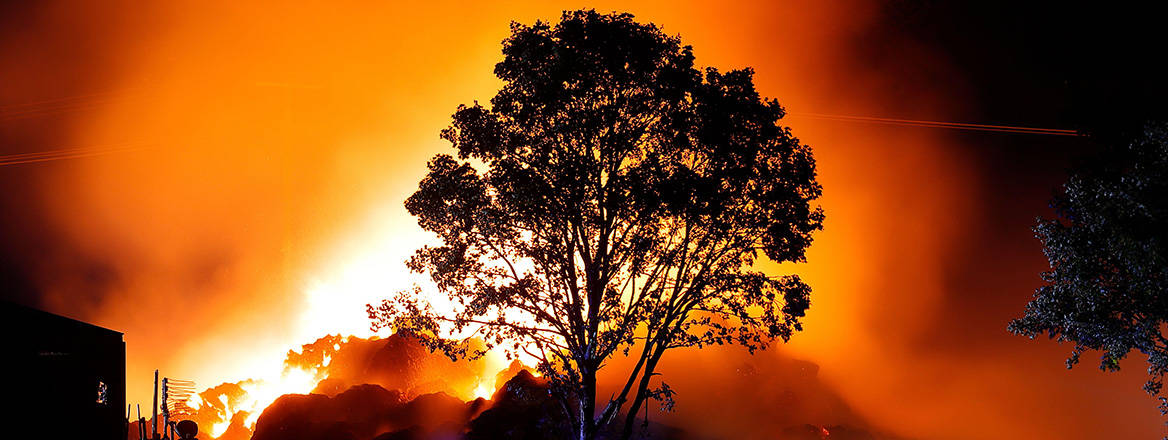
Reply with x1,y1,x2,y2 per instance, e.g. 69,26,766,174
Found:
2,301,126,440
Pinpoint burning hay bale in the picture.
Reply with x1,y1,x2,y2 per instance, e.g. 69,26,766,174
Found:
174,333,491,439
166,332,899,440
250,384,481,440
289,333,488,399
465,370,569,440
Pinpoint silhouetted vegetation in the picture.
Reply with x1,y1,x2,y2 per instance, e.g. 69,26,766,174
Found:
369,10,822,440
1011,123,1168,413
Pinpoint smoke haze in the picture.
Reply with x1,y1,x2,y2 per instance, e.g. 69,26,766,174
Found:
1,1,1160,438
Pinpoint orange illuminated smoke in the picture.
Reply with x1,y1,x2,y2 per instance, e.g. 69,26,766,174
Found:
2,1,1161,439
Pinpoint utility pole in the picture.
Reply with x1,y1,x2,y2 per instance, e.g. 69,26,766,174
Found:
152,370,159,439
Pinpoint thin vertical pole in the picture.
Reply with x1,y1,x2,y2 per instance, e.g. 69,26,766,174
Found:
152,370,159,439
162,377,170,440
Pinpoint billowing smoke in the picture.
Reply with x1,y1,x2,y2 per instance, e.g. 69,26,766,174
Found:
2,1,1161,439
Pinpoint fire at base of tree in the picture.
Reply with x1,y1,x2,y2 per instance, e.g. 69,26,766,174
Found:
120,331,903,440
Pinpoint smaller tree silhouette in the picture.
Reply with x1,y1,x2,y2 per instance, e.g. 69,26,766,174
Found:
370,10,823,440
1011,123,1168,414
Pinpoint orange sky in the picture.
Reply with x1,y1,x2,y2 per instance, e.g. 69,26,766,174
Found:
1,1,1162,438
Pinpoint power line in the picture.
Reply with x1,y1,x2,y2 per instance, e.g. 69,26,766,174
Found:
0,142,156,167
787,112,1079,136
0,110,1080,167
0,89,1082,168
2,86,1083,136
0,81,317,123
0,85,156,122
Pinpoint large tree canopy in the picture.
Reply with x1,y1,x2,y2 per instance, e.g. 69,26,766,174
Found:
369,10,823,440
1011,123,1168,412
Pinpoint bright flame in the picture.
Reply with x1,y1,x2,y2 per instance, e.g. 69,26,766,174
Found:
200,361,330,438
211,394,232,438
187,393,203,411
236,366,324,430
473,381,493,400
186,336,524,439
211,420,231,438
294,200,426,344
300,200,544,365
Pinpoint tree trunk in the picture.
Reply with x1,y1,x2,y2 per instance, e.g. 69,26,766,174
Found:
580,367,598,440
620,352,663,440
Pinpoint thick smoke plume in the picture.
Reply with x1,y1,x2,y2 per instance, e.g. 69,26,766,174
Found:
2,1,1162,439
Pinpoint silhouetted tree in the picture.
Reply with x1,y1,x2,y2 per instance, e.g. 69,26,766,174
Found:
1011,123,1168,413
369,10,823,440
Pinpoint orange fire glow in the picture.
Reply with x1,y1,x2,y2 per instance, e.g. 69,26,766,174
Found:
158,334,508,439
3,1,1163,439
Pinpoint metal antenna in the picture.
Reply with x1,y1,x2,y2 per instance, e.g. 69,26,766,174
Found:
163,377,197,440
